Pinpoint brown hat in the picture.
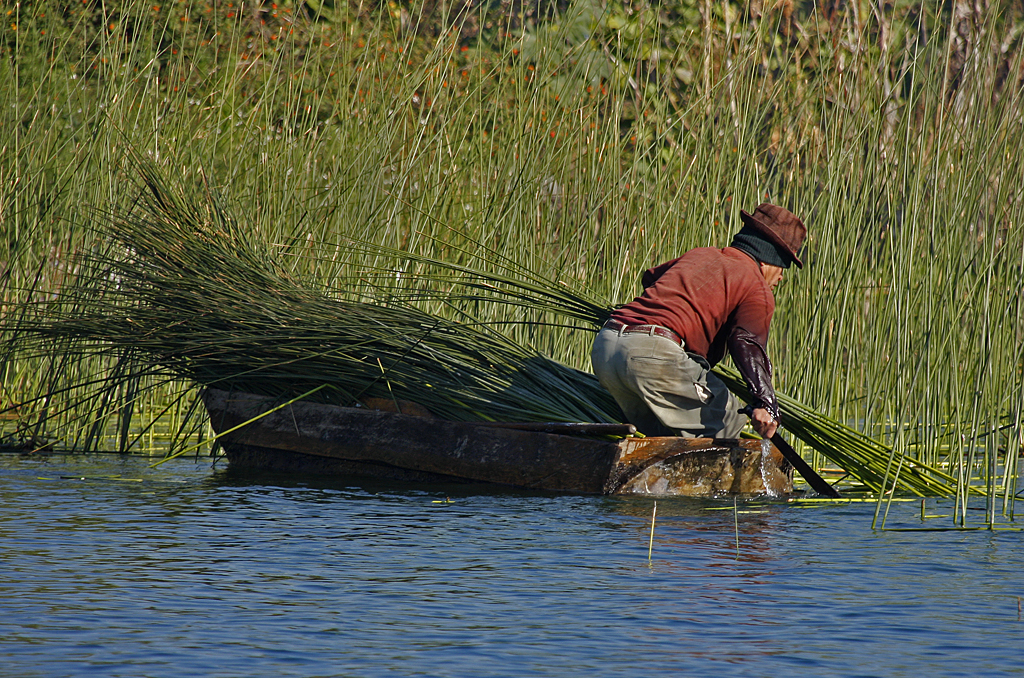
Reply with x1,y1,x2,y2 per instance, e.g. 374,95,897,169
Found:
739,203,807,269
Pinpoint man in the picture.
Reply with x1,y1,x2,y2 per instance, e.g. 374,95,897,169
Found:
591,203,806,440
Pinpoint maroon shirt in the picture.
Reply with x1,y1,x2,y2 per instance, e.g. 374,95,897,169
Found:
609,247,774,366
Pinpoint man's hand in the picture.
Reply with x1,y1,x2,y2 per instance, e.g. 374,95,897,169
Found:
749,407,778,440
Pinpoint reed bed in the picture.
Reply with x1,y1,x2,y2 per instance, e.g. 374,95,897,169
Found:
3,1,1023,507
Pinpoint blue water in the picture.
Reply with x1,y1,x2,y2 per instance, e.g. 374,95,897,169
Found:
2,454,1022,678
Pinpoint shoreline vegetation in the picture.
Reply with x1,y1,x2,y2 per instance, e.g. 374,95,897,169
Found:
2,1,1023,515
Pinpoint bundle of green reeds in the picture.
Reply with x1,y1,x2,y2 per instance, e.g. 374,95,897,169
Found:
711,366,965,496
10,161,624,430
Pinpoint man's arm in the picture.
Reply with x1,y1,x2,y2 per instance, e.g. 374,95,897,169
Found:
727,326,780,438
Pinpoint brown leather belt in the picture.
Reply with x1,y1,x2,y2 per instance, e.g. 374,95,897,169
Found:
603,319,684,347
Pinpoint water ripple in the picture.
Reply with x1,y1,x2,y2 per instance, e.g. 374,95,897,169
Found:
2,455,1022,677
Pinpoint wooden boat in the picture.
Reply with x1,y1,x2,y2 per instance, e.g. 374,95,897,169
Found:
203,389,793,496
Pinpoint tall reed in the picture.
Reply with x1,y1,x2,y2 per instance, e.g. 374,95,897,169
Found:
3,1,1022,509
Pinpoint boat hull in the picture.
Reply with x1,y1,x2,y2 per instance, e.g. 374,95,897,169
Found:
204,389,793,496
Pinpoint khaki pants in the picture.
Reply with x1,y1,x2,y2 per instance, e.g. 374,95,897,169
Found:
590,327,745,438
